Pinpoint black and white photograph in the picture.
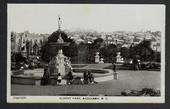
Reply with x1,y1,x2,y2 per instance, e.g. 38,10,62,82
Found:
7,4,165,103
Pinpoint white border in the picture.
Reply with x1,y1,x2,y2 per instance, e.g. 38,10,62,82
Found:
7,4,165,103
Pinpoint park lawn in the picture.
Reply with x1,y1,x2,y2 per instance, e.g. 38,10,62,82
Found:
11,70,160,96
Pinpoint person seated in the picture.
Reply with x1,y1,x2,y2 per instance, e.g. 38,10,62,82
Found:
57,73,62,84
67,71,73,85
90,73,94,84
88,71,94,84
72,77,83,85
83,71,89,84
41,65,50,85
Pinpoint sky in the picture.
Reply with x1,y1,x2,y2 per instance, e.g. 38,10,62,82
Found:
8,4,165,34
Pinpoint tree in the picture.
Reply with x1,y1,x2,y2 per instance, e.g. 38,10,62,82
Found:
137,40,153,61
83,38,104,63
100,44,117,63
129,40,155,62
120,47,129,60
12,52,27,63
92,38,104,49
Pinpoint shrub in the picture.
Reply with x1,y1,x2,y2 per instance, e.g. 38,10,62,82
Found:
121,88,160,96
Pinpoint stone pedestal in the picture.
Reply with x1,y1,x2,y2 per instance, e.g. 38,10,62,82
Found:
48,49,68,76
95,52,100,63
47,48,72,85
113,72,118,80
116,52,122,63
99,58,104,64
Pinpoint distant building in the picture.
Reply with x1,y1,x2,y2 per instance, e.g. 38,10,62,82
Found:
151,41,161,52
84,36,93,44
10,31,49,57
133,37,143,45
75,38,84,44
33,43,39,55
105,35,114,45
128,35,135,39
11,32,17,53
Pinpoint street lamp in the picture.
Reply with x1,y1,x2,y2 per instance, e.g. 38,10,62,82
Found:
154,45,157,62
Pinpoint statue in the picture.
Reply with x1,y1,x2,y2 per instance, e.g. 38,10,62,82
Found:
56,49,65,76
57,34,64,43
48,49,67,76
58,15,62,30
116,52,124,63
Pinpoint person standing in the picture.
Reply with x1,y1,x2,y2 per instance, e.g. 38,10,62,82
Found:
133,55,139,70
113,62,117,72
112,61,118,80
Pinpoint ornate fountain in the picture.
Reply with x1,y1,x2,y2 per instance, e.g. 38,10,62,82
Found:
47,16,72,78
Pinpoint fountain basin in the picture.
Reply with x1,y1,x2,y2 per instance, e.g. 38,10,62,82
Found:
11,74,41,85
11,68,114,85
72,68,114,82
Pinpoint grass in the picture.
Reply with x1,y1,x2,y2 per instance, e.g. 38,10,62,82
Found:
11,70,160,96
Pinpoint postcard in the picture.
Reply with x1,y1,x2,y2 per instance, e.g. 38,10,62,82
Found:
7,4,165,103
